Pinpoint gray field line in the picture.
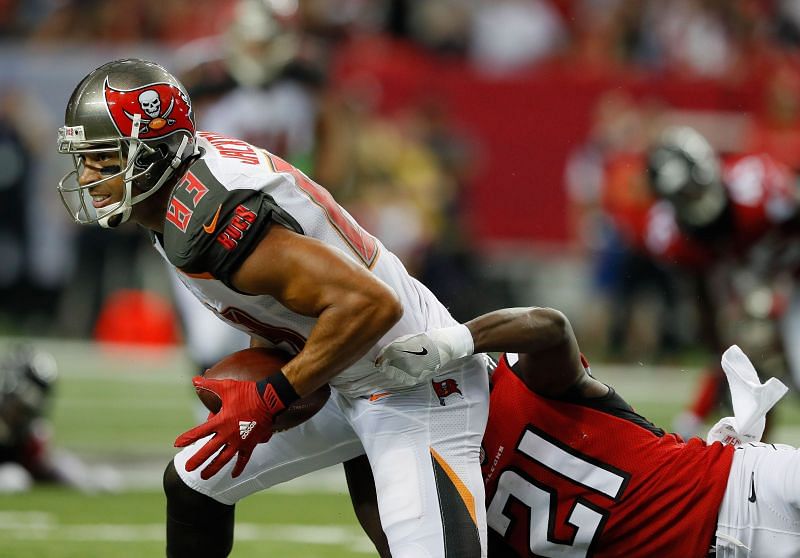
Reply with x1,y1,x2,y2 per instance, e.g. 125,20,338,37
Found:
0,511,374,552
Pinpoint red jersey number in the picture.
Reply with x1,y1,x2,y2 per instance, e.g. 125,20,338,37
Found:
487,427,628,557
268,154,378,267
220,307,306,354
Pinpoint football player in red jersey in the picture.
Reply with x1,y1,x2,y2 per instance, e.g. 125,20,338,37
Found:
641,126,800,438
372,306,800,557
57,59,490,558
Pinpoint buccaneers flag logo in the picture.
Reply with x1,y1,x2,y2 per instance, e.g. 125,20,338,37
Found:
104,78,194,139
432,378,463,406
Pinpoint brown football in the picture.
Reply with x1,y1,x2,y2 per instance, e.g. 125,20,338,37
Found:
196,347,330,432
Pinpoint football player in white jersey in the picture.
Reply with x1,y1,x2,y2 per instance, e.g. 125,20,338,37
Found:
56,59,490,558
167,0,345,417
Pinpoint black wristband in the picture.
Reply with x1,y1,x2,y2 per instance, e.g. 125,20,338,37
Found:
256,371,300,414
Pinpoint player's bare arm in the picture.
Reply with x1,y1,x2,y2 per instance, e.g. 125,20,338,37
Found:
466,307,596,397
176,224,402,478
379,306,608,398
232,224,403,396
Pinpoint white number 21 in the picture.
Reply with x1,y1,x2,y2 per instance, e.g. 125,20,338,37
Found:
487,428,628,557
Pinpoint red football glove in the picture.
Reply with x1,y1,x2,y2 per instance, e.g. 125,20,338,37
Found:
174,373,298,480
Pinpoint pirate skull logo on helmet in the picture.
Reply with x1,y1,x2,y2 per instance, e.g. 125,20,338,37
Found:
138,90,161,118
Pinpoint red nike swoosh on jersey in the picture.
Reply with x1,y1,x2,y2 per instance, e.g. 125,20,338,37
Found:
203,204,222,234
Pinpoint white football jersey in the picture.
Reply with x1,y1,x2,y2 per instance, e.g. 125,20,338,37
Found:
154,132,456,397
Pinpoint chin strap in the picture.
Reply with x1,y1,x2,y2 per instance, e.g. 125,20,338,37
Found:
171,135,190,168
98,114,142,228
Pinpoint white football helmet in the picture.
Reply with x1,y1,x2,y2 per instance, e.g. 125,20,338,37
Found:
57,59,197,228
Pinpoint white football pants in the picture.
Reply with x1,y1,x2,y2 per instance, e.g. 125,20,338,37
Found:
715,441,800,557
174,354,491,558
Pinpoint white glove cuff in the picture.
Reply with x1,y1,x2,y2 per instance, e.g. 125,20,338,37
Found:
430,324,474,363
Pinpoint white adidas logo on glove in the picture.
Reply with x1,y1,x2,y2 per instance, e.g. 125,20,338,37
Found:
239,420,257,439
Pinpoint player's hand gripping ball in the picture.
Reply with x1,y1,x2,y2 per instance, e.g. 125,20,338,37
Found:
179,347,331,479
196,348,330,432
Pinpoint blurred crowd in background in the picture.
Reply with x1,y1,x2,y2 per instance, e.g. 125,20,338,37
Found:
3,0,800,380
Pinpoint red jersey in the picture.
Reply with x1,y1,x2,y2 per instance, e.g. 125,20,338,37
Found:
601,153,655,252
643,153,797,269
483,356,734,558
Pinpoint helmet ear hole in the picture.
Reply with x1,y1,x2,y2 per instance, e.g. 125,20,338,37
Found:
135,144,166,169
132,144,171,193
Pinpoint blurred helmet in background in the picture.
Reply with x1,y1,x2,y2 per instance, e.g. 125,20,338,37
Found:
646,126,726,229
0,346,58,443
224,0,299,88
57,59,197,228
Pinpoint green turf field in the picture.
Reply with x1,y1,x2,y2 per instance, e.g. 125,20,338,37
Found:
1,338,799,557
0,489,371,557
